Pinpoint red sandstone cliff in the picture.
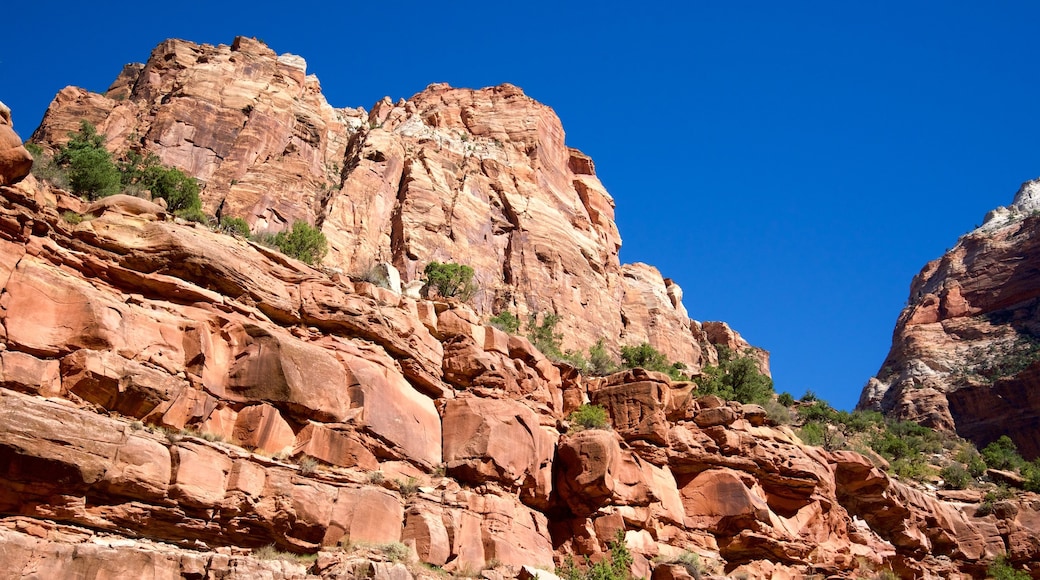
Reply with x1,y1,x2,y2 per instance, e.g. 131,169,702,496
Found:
5,36,1039,579
29,36,761,372
860,180,1040,460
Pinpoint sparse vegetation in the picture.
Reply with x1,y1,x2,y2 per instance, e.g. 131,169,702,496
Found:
60,211,93,225
620,342,685,381
489,311,521,334
422,261,475,300
587,339,619,376
695,348,774,404
218,215,252,237
662,551,702,580
568,404,609,431
299,456,319,475
976,486,1013,517
252,544,317,564
395,476,420,497
272,221,328,264
527,312,564,358
558,530,632,580
119,149,201,212
940,463,971,490
379,542,411,562
25,142,70,188
988,554,1030,580
55,121,122,199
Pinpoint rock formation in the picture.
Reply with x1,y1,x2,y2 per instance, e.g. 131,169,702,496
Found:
29,36,760,371
6,36,1040,578
860,180,1040,460
0,102,33,186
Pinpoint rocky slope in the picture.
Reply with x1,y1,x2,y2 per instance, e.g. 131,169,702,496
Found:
2,176,1039,578
860,181,1040,460
29,36,753,372
6,36,1040,578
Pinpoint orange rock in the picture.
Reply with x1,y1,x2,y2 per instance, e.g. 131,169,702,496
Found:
679,468,771,534
590,380,670,445
0,350,61,396
325,487,404,546
404,506,451,566
169,442,231,508
292,422,378,470
0,104,32,186
442,397,557,507
233,404,295,456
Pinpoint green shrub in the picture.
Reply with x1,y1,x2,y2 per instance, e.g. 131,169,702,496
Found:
777,392,795,406
798,401,839,423
489,311,520,334
175,206,209,224
1023,459,1040,493
527,312,564,358
621,342,670,371
118,150,201,212
982,435,1025,471
869,419,943,463
146,165,200,212
940,463,971,489
988,554,1030,580
695,350,774,404
559,530,632,580
761,399,792,425
568,404,609,430
218,215,251,237
800,390,818,403
56,121,121,200
891,455,931,481
799,422,826,446
841,410,884,433
560,350,591,372
26,142,70,188
588,339,619,376
956,446,988,478
273,221,328,265
396,476,420,498
422,261,475,300
661,551,702,580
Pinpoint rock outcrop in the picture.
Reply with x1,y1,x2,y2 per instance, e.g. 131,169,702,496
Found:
0,102,33,186
860,180,1040,459
9,37,1040,578
3,150,1036,579
29,36,762,372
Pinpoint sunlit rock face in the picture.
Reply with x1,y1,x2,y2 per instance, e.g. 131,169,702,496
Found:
31,37,765,373
860,179,1040,459
17,36,1040,578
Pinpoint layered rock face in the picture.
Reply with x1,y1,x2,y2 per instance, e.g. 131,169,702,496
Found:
860,180,1040,459
0,172,1037,578
30,36,759,370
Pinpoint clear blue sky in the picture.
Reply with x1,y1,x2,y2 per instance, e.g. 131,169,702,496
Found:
4,2,1039,410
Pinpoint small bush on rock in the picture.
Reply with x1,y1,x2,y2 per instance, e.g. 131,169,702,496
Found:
568,404,609,430
422,261,475,300
273,221,328,265
56,121,121,200
489,311,520,334
695,348,774,404
527,312,564,358
218,215,252,237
